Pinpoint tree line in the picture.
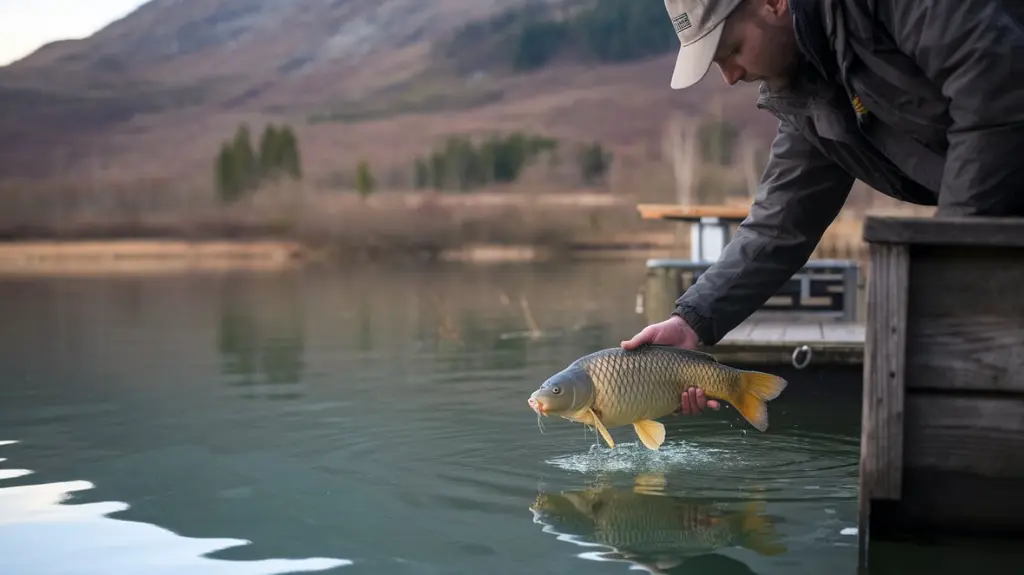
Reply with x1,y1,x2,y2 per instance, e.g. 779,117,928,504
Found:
442,0,678,73
404,132,612,192
213,125,613,200
215,123,302,203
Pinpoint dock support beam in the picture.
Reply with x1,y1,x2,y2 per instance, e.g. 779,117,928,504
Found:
858,216,1024,569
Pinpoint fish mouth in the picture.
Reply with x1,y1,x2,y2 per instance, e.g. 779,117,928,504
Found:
528,395,548,416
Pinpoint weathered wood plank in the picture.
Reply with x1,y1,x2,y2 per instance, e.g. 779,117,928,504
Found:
874,392,1024,539
860,242,909,508
746,321,788,342
783,322,824,342
823,323,866,342
716,320,864,345
904,246,1024,392
637,203,750,221
720,322,755,341
870,470,1024,540
642,266,681,324
904,392,1024,478
863,216,1024,247
907,317,1024,392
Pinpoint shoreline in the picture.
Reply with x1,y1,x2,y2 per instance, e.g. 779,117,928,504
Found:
0,237,677,276
0,239,309,276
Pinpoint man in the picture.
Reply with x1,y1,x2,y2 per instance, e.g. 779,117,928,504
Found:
623,0,1024,416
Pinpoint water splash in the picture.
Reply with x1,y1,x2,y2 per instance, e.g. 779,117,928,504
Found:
545,439,732,475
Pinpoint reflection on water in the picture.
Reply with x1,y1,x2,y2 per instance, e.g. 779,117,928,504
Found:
0,440,350,575
0,263,928,574
531,472,781,574
219,275,306,400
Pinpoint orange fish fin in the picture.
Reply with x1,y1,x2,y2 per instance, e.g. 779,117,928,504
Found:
733,370,788,432
739,501,788,556
632,419,665,450
588,409,615,448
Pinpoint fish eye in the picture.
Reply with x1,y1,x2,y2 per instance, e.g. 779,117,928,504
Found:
552,386,562,395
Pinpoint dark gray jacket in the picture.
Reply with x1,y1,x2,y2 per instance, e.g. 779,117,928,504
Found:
675,0,1024,345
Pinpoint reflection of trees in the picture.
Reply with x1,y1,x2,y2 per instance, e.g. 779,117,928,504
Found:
530,473,781,574
218,276,305,399
422,286,617,376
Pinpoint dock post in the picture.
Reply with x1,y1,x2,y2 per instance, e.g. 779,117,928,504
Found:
643,264,681,324
858,216,1024,568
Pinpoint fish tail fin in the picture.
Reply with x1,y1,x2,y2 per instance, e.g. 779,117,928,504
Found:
739,502,787,556
733,370,788,432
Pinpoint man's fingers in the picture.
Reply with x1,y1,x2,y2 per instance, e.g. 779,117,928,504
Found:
694,388,708,410
679,388,719,415
620,326,655,349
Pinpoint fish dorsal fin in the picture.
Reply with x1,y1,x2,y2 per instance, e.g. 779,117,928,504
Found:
643,344,720,363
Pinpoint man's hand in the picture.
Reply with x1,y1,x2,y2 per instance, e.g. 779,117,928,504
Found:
620,315,721,415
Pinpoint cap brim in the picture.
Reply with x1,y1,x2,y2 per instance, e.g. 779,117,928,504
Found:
670,23,725,90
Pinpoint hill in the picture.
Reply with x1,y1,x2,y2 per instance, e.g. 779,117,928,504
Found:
0,0,779,207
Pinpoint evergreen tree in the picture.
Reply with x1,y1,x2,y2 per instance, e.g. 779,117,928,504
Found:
259,124,283,179
231,124,259,192
277,125,302,180
215,144,243,203
413,158,430,189
577,141,613,185
355,160,376,199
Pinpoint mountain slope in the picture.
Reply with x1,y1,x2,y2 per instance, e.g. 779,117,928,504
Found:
0,0,776,192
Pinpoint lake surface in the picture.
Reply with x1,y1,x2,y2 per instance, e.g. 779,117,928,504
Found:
0,260,1006,574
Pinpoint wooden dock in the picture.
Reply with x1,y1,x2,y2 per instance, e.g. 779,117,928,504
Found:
858,215,1024,568
640,256,865,367
704,318,865,366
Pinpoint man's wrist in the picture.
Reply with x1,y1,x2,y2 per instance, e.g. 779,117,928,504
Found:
672,305,711,346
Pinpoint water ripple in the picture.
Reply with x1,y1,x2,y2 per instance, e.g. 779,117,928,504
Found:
543,427,859,501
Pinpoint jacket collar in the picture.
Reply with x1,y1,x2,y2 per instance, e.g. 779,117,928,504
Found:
757,0,839,111
791,0,838,81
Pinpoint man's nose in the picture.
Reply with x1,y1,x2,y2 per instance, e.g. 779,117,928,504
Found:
717,63,744,86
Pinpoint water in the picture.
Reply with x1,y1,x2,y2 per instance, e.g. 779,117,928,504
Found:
0,260,998,574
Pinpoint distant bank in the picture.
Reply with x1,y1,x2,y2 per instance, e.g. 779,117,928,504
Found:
0,234,679,276
0,191,688,274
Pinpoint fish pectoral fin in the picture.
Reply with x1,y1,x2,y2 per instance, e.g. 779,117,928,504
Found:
588,409,615,448
632,419,666,450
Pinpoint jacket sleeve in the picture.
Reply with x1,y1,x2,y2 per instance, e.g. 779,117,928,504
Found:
880,0,1024,216
673,119,854,345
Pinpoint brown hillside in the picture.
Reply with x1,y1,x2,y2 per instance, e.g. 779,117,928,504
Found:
0,0,778,199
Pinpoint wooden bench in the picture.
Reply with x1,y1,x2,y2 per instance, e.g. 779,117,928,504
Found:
859,216,1024,568
641,258,861,323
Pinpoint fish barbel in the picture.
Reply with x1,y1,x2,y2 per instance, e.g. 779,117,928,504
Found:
527,344,788,450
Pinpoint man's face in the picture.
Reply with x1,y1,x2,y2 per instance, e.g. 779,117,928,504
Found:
712,0,800,90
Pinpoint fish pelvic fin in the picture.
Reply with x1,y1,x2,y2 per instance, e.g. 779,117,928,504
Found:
632,419,666,450
738,502,788,556
733,370,788,432
588,408,616,448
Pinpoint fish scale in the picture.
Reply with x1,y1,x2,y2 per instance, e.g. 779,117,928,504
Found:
579,346,739,428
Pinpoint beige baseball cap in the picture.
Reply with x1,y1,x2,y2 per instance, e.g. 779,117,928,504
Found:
664,0,746,89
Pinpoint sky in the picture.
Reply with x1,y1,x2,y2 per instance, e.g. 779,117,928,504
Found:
0,0,148,65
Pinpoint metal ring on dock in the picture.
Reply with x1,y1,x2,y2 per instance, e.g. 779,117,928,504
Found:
792,345,812,370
